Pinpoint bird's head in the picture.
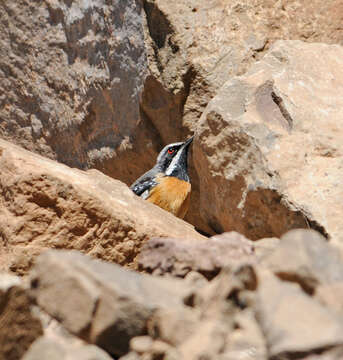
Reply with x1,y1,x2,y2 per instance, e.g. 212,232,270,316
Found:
155,136,194,181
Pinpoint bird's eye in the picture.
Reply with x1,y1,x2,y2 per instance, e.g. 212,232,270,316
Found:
168,148,175,154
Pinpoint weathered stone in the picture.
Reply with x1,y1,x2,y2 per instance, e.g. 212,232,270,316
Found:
22,337,112,360
140,1,343,233
255,269,343,357
130,336,154,354
0,139,204,275
147,308,199,347
0,0,156,185
138,232,255,279
30,250,190,357
0,274,43,360
178,319,228,360
222,309,267,360
263,229,343,294
193,40,343,242
316,284,343,316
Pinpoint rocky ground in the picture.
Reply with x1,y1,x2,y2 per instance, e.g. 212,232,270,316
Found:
1,0,343,359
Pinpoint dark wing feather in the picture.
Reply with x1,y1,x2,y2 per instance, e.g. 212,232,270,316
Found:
130,169,158,199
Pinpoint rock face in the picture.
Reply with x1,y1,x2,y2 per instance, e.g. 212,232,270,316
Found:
0,0,158,183
141,0,343,233
194,41,343,242
2,1,343,236
0,139,204,275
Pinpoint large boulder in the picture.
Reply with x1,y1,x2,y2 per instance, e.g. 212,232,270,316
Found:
0,0,155,182
0,139,204,275
193,40,343,243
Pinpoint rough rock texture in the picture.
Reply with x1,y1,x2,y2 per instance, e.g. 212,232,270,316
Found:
0,0,156,183
138,232,259,279
263,229,343,294
0,139,204,275
194,40,343,241
141,0,343,233
255,270,343,357
0,229,341,360
3,1,343,236
0,274,43,360
30,250,190,357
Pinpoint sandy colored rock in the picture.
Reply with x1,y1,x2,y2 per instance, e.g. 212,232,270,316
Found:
194,40,343,242
22,336,112,360
263,229,343,294
255,269,343,357
0,274,43,360
0,139,204,274
30,250,190,357
138,232,255,279
141,0,343,233
223,309,267,360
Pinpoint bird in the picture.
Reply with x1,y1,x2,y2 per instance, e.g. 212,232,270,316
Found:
130,136,194,219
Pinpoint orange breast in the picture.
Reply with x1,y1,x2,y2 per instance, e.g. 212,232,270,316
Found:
146,176,191,219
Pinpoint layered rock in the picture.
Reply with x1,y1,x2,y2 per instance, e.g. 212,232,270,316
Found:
0,139,204,275
194,40,343,242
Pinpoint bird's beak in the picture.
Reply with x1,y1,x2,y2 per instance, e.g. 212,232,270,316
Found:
183,136,194,149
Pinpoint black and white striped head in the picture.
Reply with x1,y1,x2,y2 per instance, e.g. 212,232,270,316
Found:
156,137,194,182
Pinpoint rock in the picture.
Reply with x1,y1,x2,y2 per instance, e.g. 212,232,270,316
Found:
130,336,154,354
222,309,267,360
22,337,112,360
194,40,343,242
255,269,343,357
147,308,199,347
141,0,343,234
263,229,343,294
316,284,343,316
138,232,255,279
3,1,343,237
30,250,190,357
0,0,158,186
178,319,228,360
0,274,43,360
0,139,204,275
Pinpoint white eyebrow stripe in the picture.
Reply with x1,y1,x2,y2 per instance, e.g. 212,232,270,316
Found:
165,146,184,175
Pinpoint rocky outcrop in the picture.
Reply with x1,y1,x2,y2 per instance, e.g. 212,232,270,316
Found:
1,229,343,360
30,250,190,357
194,40,343,242
2,1,343,237
0,139,204,275
141,0,343,232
